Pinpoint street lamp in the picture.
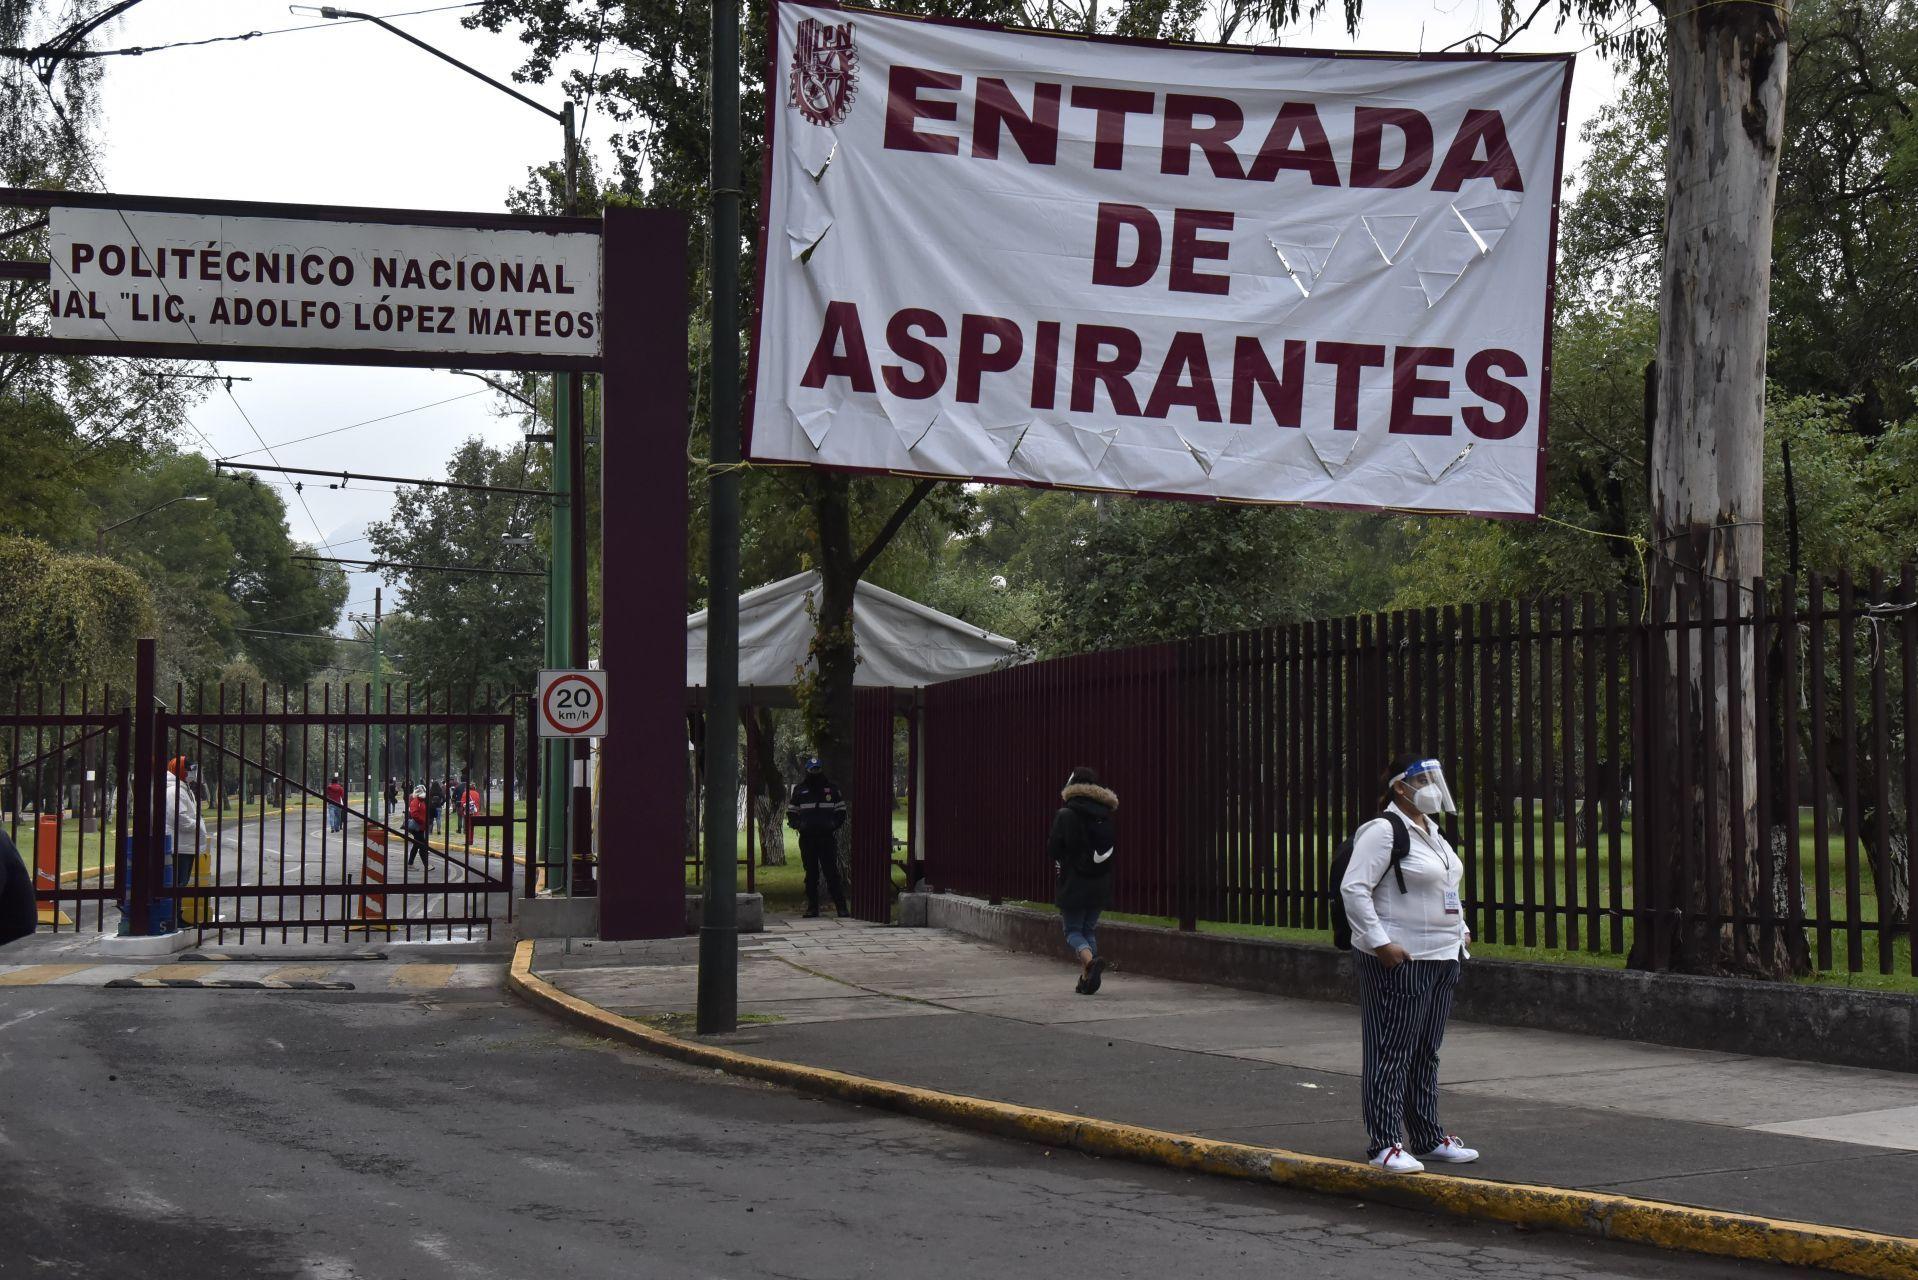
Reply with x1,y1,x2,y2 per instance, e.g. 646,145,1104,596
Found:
95,494,209,553
290,4,589,895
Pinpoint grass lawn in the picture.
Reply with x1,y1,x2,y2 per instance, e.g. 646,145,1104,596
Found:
1187,810,1915,987
5,816,121,885
1013,899,1916,995
688,809,911,915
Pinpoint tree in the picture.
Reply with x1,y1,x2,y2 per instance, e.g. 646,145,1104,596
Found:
92,455,347,686
942,488,1338,654
365,440,548,701
1565,2,1918,424
0,533,152,691
2,2,207,515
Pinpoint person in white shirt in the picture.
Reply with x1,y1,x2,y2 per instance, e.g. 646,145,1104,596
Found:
161,757,206,924
1340,754,1477,1175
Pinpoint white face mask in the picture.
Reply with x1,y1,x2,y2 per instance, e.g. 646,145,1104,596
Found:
1412,784,1444,815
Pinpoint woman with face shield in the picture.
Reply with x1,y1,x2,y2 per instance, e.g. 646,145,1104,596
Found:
1339,753,1476,1174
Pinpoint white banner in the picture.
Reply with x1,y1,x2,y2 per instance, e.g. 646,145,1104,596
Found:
47,206,600,360
748,3,1571,516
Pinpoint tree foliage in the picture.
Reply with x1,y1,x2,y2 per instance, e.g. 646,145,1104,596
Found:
365,439,548,700
0,533,152,690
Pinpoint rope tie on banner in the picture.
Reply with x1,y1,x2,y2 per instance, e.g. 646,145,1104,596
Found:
1533,516,1785,620
1537,514,1653,618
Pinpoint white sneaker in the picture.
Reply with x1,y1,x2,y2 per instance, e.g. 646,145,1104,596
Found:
1368,1145,1424,1174
1417,1135,1479,1164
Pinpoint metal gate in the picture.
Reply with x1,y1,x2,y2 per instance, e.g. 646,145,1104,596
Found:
19,638,524,943
2,687,130,934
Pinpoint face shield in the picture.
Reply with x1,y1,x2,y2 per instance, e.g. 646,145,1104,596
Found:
1391,758,1456,815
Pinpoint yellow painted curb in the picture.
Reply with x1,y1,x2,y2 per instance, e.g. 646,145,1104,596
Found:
507,940,1918,1280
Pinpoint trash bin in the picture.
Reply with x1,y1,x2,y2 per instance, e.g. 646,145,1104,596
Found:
116,832,175,936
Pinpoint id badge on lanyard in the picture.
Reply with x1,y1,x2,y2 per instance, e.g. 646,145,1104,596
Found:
1442,888,1462,916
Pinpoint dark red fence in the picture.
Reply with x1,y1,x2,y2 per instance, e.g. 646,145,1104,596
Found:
850,687,896,922
922,568,1918,977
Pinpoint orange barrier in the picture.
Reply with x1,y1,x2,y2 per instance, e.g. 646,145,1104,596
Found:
34,815,59,924
355,828,391,932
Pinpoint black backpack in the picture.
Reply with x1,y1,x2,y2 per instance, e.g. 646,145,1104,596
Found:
1072,805,1117,879
1053,800,1117,879
1328,812,1410,950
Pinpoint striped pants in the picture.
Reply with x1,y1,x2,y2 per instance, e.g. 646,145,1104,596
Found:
1357,953,1461,1157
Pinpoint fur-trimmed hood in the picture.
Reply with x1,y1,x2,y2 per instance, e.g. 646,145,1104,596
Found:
1061,782,1118,811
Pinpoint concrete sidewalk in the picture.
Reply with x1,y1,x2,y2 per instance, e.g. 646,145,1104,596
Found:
533,916,1918,1241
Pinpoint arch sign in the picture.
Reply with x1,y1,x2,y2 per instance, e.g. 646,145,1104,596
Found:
746,1,1574,517
539,669,608,739
18,189,600,369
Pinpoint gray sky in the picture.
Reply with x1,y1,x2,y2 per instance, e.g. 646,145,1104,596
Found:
81,0,1632,632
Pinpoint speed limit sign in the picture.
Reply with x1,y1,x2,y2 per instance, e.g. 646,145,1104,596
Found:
538,669,608,738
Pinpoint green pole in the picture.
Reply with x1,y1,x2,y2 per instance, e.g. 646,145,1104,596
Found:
698,0,741,1033
541,102,581,897
371,586,383,798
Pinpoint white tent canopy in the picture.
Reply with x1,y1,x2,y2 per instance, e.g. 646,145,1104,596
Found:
687,571,1022,689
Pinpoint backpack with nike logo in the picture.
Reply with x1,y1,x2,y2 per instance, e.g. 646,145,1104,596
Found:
1328,812,1409,950
1072,804,1116,879
1050,794,1118,880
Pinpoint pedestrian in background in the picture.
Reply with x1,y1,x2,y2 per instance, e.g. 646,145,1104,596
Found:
1340,753,1476,1175
1047,766,1118,995
325,774,347,833
162,756,204,901
385,776,399,818
1,828,36,946
426,777,444,835
786,757,849,918
404,786,431,869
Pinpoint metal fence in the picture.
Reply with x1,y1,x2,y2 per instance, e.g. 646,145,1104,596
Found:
14,638,525,942
922,567,1918,977
2,685,129,934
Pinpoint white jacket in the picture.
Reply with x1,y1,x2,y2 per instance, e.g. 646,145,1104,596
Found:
160,773,203,847
1339,808,1470,961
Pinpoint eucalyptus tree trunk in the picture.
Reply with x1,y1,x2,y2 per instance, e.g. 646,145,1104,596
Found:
803,473,936,891
810,475,861,887
1639,0,1793,977
748,707,789,867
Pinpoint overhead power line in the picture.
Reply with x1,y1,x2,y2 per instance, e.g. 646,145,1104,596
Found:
0,3,480,69
217,389,486,459
238,627,371,644
221,380,330,548
293,554,546,579
216,460,550,499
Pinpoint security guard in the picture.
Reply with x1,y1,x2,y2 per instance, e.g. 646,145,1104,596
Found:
786,757,849,918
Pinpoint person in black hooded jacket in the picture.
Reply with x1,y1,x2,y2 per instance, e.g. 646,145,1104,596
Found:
1047,766,1118,994
1,829,37,946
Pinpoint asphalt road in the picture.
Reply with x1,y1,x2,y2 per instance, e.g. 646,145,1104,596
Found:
0,972,1824,1280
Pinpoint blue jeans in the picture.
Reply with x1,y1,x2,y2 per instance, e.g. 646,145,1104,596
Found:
1057,872,1112,956
327,804,344,832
